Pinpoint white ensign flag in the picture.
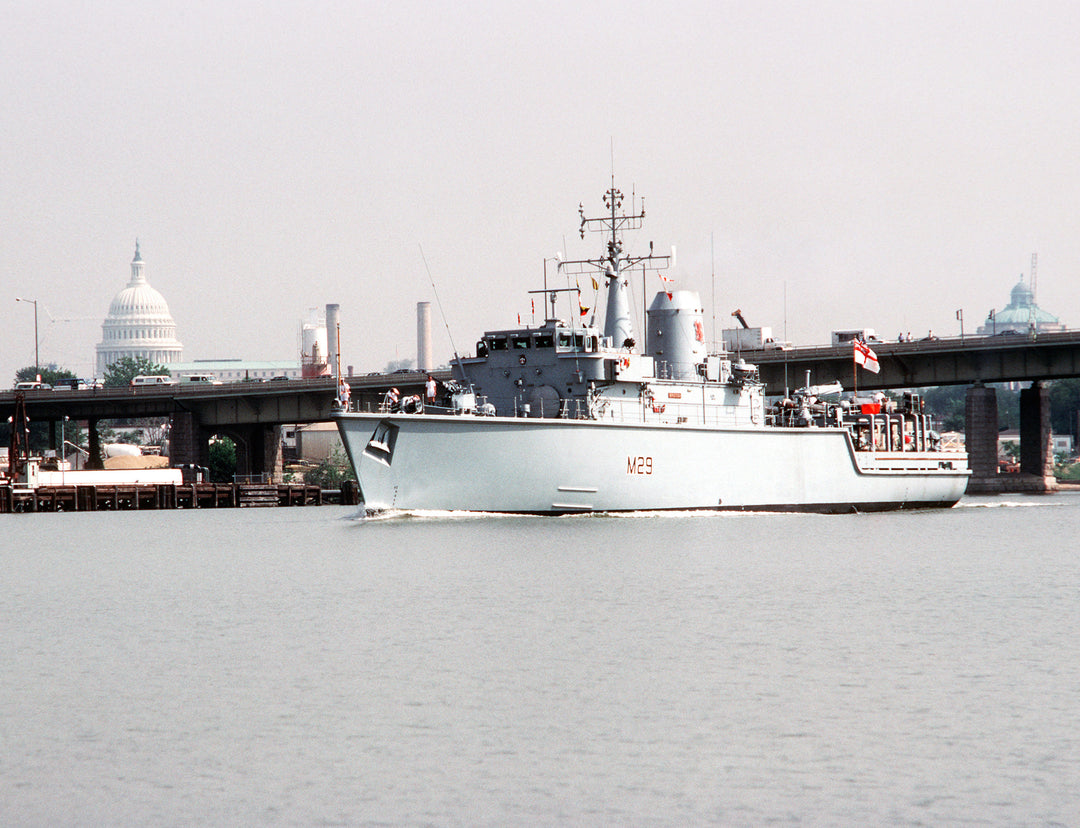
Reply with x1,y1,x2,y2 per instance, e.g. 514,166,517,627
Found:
853,339,880,373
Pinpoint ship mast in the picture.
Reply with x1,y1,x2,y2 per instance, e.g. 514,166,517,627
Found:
559,176,671,349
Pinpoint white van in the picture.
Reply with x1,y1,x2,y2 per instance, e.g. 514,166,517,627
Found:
52,377,99,390
178,373,221,385
130,375,177,386
831,328,878,346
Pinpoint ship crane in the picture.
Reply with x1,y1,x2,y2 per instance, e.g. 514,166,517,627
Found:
731,309,750,329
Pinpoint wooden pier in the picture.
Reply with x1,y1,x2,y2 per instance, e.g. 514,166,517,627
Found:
0,482,325,514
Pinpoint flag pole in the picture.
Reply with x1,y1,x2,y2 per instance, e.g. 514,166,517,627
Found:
853,342,858,397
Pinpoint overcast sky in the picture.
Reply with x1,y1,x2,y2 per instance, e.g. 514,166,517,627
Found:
4,0,1079,382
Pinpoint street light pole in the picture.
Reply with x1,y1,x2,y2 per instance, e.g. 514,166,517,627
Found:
15,297,39,373
61,415,69,485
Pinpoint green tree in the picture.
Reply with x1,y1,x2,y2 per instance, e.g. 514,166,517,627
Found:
920,386,966,432
302,447,356,488
14,363,76,386
1049,378,1080,439
920,384,1020,432
102,356,169,387
208,437,237,483
1057,462,1080,481
998,388,1021,430
6,365,79,452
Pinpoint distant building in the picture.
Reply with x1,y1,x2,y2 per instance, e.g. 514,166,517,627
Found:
168,359,302,382
978,278,1065,336
998,429,1073,458
95,241,184,375
290,422,344,463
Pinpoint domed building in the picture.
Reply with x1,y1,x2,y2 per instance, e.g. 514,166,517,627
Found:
977,278,1065,336
95,241,184,375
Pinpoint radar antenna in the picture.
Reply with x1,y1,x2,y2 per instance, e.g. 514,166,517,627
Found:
558,180,673,348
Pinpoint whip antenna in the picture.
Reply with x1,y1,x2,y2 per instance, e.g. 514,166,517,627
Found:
418,244,471,386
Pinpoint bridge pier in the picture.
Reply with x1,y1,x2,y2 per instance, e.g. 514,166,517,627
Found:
1019,381,1057,491
169,410,210,469
965,384,999,493
86,418,104,470
231,428,253,479
965,381,1057,494
219,423,283,483
263,424,283,483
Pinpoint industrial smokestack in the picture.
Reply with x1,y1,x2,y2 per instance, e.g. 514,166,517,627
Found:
325,303,341,376
417,301,433,371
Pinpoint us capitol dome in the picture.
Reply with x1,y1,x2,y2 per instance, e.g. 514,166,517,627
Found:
976,277,1065,336
95,241,184,376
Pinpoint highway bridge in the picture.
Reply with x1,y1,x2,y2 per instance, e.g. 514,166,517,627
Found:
742,329,1080,394
5,332,1080,493
720,329,1080,493
0,374,440,478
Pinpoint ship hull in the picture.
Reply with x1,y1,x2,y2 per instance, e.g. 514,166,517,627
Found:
335,412,969,514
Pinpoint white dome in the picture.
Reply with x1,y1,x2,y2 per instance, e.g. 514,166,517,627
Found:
107,280,173,319
95,242,184,376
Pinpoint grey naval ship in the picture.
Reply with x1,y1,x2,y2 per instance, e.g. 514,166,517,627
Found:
335,184,969,514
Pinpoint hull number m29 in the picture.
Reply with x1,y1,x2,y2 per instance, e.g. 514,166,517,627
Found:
627,456,653,475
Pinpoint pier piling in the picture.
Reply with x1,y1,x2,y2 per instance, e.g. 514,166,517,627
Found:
0,483,326,514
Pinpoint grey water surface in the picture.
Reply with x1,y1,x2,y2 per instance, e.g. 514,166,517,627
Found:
2,496,1079,825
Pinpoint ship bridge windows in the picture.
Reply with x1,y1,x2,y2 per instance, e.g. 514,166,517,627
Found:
476,340,488,357
511,335,531,349
557,332,590,351
534,333,554,349
488,336,508,351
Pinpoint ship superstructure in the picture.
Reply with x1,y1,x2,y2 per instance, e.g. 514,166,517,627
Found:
335,183,968,514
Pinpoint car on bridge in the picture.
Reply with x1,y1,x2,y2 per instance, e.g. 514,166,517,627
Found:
52,378,103,391
178,373,222,385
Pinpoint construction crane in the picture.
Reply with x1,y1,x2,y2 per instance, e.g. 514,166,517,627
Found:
1031,252,1038,302
1028,252,1038,332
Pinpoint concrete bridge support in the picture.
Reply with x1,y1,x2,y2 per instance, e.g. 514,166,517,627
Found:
86,418,104,469
1019,381,1058,491
965,381,1057,494
218,423,283,483
263,424,283,483
965,384,999,494
169,409,210,469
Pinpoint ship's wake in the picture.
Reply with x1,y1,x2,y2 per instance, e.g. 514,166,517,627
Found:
346,507,818,523
953,497,1066,510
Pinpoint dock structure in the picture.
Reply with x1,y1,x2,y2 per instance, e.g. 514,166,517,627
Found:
0,482,324,514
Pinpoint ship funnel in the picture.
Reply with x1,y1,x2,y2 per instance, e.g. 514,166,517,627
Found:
646,290,706,379
603,268,634,348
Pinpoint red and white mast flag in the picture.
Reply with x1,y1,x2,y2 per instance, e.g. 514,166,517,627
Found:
853,339,880,373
